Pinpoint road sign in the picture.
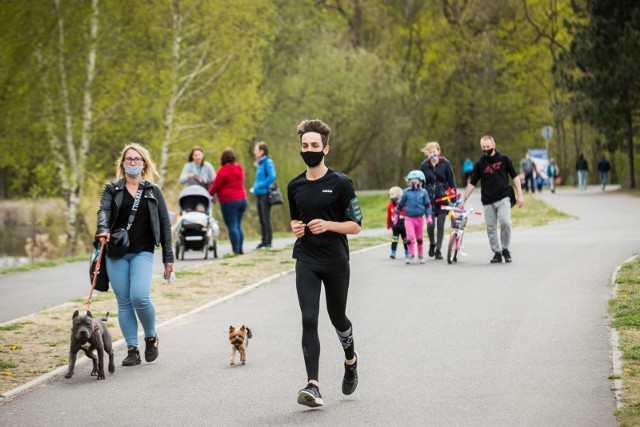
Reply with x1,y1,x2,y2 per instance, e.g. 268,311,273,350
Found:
542,125,553,140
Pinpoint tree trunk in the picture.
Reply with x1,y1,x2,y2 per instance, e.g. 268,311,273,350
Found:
158,0,183,188
52,0,99,254
624,90,635,188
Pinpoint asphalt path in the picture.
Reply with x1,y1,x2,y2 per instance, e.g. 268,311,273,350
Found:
1,186,638,426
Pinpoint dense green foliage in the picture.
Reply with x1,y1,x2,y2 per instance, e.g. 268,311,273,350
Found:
555,0,640,188
0,0,637,254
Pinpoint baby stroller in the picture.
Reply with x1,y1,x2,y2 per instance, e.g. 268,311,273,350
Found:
173,185,220,260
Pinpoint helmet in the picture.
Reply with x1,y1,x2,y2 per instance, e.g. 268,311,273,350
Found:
406,170,426,182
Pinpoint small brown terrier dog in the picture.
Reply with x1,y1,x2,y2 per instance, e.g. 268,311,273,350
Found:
228,325,252,365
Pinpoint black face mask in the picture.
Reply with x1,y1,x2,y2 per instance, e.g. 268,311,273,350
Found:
300,150,324,167
482,148,494,157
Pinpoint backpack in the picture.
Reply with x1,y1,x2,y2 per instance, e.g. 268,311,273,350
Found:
522,159,533,173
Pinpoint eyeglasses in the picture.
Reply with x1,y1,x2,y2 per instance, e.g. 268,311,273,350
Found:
124,157,143,163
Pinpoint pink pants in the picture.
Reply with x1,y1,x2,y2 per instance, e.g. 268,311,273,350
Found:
404,216,424,258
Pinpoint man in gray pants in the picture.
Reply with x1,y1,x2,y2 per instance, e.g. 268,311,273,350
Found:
460,135,524,263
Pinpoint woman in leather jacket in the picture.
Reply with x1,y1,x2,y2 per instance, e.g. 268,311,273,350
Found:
95,143,174,367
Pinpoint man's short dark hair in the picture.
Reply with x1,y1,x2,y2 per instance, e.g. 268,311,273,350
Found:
297,119,331,147
220,148,236,165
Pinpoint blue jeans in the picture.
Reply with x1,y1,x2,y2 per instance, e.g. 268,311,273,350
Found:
600,171,608,188
220,199,247,254
577,170,588,190
105,252,155,348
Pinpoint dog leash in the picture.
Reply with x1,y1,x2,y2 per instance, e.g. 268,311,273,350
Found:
87,239,106,311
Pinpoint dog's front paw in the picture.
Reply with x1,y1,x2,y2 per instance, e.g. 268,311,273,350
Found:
65,372,73,379
97,372,105,380
90,369,98,376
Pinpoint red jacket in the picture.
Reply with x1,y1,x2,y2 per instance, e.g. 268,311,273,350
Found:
386,200,406,229
208,163,247,203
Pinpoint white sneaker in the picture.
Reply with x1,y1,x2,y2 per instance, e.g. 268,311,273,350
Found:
418,256,425,264
405,256,414,265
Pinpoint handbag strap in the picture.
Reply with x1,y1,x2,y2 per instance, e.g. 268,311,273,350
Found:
126,180,145,231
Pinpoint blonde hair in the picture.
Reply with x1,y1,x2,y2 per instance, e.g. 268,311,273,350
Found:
389,186,403,198
115,143,159,182
426,142,440,154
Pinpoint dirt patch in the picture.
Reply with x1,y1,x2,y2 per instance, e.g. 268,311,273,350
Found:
0,246,297,396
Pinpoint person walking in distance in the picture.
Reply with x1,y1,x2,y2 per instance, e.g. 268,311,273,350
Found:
386,186,408,259
419,142,456,260
462,158,474,185
547,158,560,193
287,119,362,408
250,141,276,249
178,146,216,189
96,143,174,366
519,153,537,193
208,149,248,255
576,153,589,191
395,170,433,264
597,154,611,191
460,135,524,263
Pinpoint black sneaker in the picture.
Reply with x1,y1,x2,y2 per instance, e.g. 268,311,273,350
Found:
144,334,159,362
428,244,435,257
122,346,141,366
297,383,323,407
490,252,503,263
502,249,512,263
342,351,359,395
256,243,266,249
434,250,443,260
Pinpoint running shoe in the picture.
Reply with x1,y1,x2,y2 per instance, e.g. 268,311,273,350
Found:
342,352,359,395
297,383,323,407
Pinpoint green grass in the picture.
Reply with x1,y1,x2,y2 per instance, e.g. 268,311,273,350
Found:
0,255,87,275
0,362,17,370
0,322,32,331
357,192,390,229
608,254,640,426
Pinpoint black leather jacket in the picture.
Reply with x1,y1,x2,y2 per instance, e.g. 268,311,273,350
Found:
96,179,174,263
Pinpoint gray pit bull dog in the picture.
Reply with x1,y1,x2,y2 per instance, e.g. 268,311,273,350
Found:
65,310,115,380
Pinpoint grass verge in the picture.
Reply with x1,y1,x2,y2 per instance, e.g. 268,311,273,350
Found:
609,255,640,426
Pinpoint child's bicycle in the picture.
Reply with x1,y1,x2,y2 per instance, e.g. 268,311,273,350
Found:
441,205,481,264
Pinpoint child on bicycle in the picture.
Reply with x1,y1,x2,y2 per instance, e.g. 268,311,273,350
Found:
386,186,408,259
395,171,433,264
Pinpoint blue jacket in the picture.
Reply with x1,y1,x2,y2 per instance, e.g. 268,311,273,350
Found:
396,187,432,218
253,156,276,196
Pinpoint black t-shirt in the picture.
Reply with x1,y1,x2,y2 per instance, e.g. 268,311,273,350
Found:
470,151,518,205
113,190,155,254
287,168,360,264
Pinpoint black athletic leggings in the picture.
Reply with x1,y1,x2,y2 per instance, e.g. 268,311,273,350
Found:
296,259,355,382
427,210,448,251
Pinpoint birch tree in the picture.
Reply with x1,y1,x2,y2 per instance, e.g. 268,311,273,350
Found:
40,0,100,251
157,0,233,187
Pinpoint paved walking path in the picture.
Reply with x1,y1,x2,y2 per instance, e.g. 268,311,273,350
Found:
1,186,638,426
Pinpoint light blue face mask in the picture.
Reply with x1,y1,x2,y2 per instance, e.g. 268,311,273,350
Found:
124,164,143,177
429,153,439,161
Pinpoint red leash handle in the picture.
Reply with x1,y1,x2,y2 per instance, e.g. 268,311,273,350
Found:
86,238,106,311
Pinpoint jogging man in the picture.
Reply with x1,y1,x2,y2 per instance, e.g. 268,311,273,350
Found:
287,119,362,407
460,135,524,263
